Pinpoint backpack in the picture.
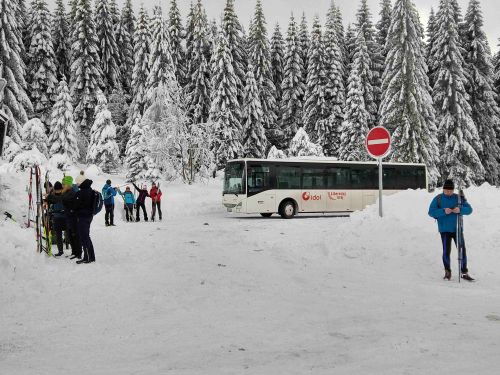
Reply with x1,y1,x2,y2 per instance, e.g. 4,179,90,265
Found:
102,186,111,200
92,190,104,215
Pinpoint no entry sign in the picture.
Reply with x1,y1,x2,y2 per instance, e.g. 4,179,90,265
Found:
366,126,391,159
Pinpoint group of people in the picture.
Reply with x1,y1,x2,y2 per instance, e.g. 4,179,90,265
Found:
101,180,163,225
44,170,164,264
45,171,96,264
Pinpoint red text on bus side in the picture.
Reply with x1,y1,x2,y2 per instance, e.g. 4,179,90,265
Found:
328,192,346,200
302,192,322,201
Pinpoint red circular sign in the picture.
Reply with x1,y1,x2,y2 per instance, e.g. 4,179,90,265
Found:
366,126,391,159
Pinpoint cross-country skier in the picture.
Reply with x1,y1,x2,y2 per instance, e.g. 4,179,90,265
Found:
61,176,82,259
74,179,96,264
132,182,149,222
46,181,66,257
149,182,163,221
102,179,117,226
118,186,136,222
428,179,474,281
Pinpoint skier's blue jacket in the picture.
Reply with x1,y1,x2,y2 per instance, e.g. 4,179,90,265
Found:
428,193,473,233
102,184,117,206
119,190,135,205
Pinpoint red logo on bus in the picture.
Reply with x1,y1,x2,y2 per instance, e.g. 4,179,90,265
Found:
302,192,321,201
302,192,310,201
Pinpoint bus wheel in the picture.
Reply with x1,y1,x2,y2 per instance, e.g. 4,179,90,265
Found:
260,213,273,218
279,200,295,219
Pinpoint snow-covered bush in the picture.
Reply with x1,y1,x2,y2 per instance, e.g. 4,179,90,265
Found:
1,137,22,162
48,153,72,171
267,145,287,159
86,91,120,173
11,148,48,171
21,118,49,156
288,128,324,157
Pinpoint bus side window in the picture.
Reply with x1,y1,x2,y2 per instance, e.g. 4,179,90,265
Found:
302,168,326,189
276,166,301,189
326,168,350,189
247,165,271,194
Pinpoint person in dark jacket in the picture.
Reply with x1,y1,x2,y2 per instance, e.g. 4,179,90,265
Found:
132,182,149,222
102,179,117,226
149,182,163,221
61,176,82,259
74,179,95,264
428,179,474,281
46,181,66,256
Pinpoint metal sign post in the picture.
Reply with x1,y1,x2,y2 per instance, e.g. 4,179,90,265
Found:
365,126,392,218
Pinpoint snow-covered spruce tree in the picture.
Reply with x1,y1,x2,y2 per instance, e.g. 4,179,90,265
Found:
48,80,79,161
185,1,196,60
27,0,58,128
288,128,323,157
52,0,71,81
209,31,243,169
355,0,383,122
270,23,285,107
108,88,130,156
267,145,286,159
242,62,267,158
70,0,103,136
303,17,329,149
168,0,185,86
116,9,134,96
425,8,438,89
22,0,33,60
86,91,120,172
95,0,121,93
338,30,372,162
330,2,347,74
462,0,500,185
185,0,211,125
376,0,393,61
221,0,247,108
249,0,278,148
121,0,135,37
0,0,33,144
124,6,150,136
345,23,356,69
379,0,441,185
324,4,346,156
124,118,148,182
145,6,176,103
431,0,484,186
298,13,310,85
22,118,48,156
109,0,120,27
280,15,306,146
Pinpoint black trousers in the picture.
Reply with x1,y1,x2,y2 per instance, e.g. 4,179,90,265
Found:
151,201,162,220
105,204,114,225
440,232,468,273
77,215,95,262
65,215,82,257
52,217,66,254
125,203,134,222
136,202,148,221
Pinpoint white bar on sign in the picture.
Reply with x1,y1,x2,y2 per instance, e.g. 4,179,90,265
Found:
367,138,389,145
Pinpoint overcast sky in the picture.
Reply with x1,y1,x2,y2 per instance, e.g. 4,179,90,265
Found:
49,0,499,52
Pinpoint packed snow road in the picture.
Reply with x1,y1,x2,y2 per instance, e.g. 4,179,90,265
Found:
1,169,500,374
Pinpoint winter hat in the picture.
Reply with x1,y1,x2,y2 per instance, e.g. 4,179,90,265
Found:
106,179,111,185
443,179,455,190
62,176,73,187
54,181,63,191
75,171,85,186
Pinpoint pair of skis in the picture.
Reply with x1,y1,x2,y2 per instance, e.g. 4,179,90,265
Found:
456,189,474,282
27,166,52,256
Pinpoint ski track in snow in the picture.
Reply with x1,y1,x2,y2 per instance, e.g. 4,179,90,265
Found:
1,165,500,374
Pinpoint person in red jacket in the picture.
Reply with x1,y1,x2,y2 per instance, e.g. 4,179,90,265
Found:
149,182,163,221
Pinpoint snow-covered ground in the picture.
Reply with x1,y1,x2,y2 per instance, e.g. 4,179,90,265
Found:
2,164,500,374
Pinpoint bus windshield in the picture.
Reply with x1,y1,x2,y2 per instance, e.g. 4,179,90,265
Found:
223,161,245,195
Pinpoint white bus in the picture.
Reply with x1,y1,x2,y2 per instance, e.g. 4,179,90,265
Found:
223,158,427,218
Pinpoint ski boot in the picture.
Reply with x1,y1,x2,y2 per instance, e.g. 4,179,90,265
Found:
461,273,475,282
443,270,451,280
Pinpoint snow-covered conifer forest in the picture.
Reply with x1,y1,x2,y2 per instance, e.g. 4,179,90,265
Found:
2,0,500,187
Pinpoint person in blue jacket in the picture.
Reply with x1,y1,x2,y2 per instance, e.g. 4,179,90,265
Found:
102,179,117,227
428,179,474,281
118,186,136,222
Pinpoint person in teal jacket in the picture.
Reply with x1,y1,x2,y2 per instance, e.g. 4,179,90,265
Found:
118,186,136,222
428,179,474,281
